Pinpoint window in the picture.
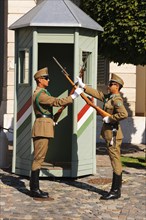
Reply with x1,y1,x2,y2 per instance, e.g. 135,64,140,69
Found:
18,49,30,84
81,51,91,85
97,55,109,85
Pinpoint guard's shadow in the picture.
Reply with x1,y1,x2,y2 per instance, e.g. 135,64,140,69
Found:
0,170,30,197
0,170,107,197
48,176,107,196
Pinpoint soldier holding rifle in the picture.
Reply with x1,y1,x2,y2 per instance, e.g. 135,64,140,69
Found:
30,67,82,199
76,73,128,200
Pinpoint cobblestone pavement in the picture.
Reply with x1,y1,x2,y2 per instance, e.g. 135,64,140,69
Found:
0,144,146,220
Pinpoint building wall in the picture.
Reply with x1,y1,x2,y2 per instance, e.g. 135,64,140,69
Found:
2,0,146,144
136,65,146,116
3,0,36,140
96,62,146,144
5,0,81,114
3,0,81,140
96,115,146,144
8,0,36,106
0,0,8,126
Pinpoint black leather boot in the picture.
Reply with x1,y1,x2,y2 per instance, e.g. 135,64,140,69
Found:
100,172,122,200
29,169,49,198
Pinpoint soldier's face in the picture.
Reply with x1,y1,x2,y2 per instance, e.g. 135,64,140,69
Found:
39,77,50,88
108,82,119,94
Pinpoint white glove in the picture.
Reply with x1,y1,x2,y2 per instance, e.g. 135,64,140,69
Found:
103,116,111,123
76,76,85,88
71,88,82,100
53,122,58,126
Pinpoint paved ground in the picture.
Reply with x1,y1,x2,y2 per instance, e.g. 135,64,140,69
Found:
0,144,146,220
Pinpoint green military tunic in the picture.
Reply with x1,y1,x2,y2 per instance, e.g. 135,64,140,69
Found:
84,86,128,175
31,86,73,171
32,86,73,138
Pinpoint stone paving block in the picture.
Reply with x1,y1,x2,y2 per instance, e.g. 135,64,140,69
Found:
0,150,146,219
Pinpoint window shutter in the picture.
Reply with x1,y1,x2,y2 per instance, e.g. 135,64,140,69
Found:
97,55,109,85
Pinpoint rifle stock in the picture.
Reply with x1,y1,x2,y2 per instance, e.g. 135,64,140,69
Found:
53,57,111,118
53,105,66,123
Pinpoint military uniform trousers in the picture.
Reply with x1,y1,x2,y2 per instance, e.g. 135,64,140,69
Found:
106,139,122,175
32,137,49,171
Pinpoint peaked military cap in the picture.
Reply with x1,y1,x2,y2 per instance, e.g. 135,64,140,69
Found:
110,73,124,87
34,67,48,80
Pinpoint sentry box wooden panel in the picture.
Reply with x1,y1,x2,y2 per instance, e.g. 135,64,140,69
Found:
9,0,103,177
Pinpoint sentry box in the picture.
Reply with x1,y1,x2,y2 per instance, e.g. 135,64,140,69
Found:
9,0,103,177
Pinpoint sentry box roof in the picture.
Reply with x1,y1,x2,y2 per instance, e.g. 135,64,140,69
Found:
9,0,103,31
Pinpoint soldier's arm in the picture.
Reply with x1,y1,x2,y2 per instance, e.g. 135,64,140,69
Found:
84,85,105,102
38,91,73,107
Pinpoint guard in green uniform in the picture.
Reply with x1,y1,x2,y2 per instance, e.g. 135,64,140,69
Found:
76,73,128,200
30,67,82,198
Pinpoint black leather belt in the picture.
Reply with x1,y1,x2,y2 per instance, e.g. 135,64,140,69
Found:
104,122,119,127
36,114,53,119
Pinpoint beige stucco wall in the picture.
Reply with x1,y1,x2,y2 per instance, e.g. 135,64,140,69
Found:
136,65,146,116
4,0,146,143
4,0,82,141
7,0,36,114
6,0,81,116
108,63,145,144
4,0,36,140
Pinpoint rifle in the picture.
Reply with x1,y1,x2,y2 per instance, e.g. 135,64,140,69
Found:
53,57,111,118
53,59,86,123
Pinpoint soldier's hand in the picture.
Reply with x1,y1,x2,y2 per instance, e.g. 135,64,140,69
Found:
53,122,58,126
76,76,85,88
71,88,83,100
103,116,111,123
